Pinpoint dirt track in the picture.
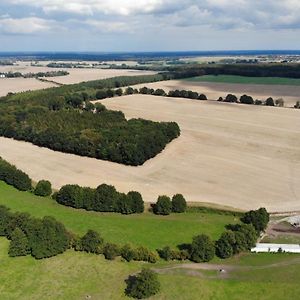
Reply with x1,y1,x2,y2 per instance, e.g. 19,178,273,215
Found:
0,94,299,212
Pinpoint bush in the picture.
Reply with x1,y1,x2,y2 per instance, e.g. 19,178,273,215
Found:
103,243,120,260
56,184,84,208
80,230,103,253
265,97,275,106
0,158,32,191
295,101,300,108
153,196,172,215
171,194,187,213
215,231,235,259
240,94,254,105
127,191,144,213
198,94,207,100
34,180,52,197
241,207,269,233
224,94,238,103
115,88,123,96
8,227,30,257
134,246,158,263
125,269,160,299
255,99,263,105
275,98,284,107
189,234,215,262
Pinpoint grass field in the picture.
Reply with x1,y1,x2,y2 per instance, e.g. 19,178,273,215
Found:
186,75,300,86
1,237,300,300
0,182,236,250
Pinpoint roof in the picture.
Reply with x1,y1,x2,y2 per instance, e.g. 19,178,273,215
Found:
251,243,300,253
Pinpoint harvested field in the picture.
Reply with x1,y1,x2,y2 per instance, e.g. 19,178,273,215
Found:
0,78,56,97
132,79,300,107
0,95,299,212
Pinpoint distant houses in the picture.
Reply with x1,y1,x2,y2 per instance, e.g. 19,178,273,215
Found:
251,243,300,254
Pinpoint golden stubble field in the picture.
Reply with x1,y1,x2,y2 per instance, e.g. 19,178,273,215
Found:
0,94,299,212
132,80,300,107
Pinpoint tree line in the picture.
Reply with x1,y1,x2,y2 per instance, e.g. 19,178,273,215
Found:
0,70,69,78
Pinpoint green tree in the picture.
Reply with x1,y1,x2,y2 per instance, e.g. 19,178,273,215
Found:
241,207,269,233
8,228,30,257
125,269,160,299
265,97,275,106
171,194,187,213
121,244,136,262
115,88,123,96
240,94,254,105
153,196,172,215
103,243,120,260
80,230,103,253
127,191,144,213
56,184,84,208
215,231,235,259
190,234,215,262
34,180,52,197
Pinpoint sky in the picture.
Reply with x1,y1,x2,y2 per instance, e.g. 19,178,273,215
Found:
0,0,300,52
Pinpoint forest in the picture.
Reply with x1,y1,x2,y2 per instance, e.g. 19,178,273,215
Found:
0,73,180,165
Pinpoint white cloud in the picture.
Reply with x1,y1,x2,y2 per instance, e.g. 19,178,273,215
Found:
0,17,60,34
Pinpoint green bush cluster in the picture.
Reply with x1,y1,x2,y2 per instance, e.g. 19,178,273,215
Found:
153,194,187,215
0,157,32,191
56,184,144,214
34,180,52,197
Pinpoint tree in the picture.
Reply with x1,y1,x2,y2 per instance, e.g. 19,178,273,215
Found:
125,87,134,95
153,196,172,215
125,269,160,299
56,184,83,208
215,231,235,259
189,234,215,262
121,244,136,262
8,228,30,257
34,180,52,197
80,230,103,253
115,88,123,96
127,191,144,213
294,101,300,109
240,94,254,105
171,194,187,213
255,99,263,105
265,97,275,106
96,90,107,100
157,246,172,261
153,89,166,96
95,103,107,113
241,207,269,233
225,94,238,103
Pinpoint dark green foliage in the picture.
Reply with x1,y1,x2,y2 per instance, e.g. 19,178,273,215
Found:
134,247,158,263
34,180,52,197
115,88,123,96
198,94,207,100
121,244,136,262
224,94,238,103
8,228,30,257
186,206,243,217
0,205,12,236
157,246,189,261
0,74,180,166
125,269,160,299
56,184,144,214
189,234,215,262
0,158,32,191
171,194,187,213
265,97,275,106
127,191,144,213
241,207,269,233
125,87,134,95
215,231,235,259
240,95,254,104
80,230,103,253
153,196,172,215
103,243,120,260
153,89,166,96
255,99,263,105
27,216,70,259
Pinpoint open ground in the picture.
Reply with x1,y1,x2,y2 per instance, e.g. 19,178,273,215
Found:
0,95,299,212
132,79,300,107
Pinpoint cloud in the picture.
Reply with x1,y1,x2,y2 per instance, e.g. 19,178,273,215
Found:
0,17,60,34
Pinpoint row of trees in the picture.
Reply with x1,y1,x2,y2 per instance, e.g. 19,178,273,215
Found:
157,207,269,262
56,184,144,214
219,94,284,107
0,70,69,78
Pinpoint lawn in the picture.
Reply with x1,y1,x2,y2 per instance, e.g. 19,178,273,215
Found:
186,75,300,86
0,182,236,250
1,237,300,300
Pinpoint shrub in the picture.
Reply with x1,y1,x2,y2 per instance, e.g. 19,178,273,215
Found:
80,230,103,253
0,206,12,236
96,90,107,100
125,87,134,95
275,98,284,107
171,194,187,213
240,94,254,105
115,88,123,96
134,246,158,263
125,269,160,299
127,191,144,213
255,99,263,105
56,184,84,208
153,196,172,215
295,101,300,108
103,243,120,260
153,89,166,96
121,244,136,262
189,234,215,262
157,246,173,261
218,97,223,102
34,180,52,197
8,228,30,257
198,94,207,100
224,94,238,103
265,97,275,106
241,207,269,233
215,231,235,259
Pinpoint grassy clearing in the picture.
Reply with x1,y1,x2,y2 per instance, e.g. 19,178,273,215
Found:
1,237,300,300
0,182,236,250
186,75,300,86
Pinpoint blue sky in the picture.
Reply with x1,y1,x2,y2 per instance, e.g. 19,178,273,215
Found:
0,0,299,51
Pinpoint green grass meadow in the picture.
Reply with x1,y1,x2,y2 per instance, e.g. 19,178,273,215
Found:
0,181,236,250
186,75,300,86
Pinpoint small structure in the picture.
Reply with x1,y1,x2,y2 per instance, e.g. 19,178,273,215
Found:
251,243,300,253
0,74,5,78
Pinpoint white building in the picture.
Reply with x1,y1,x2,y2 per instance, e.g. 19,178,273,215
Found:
0,74,5,78
251,243,300,253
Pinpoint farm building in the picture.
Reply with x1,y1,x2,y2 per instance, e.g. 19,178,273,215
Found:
251,243,300,253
